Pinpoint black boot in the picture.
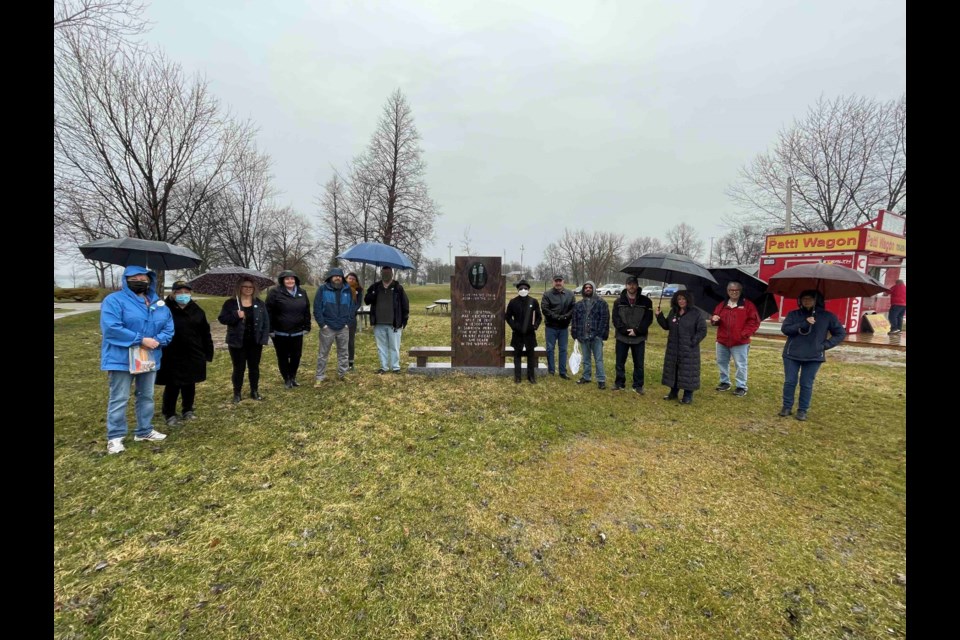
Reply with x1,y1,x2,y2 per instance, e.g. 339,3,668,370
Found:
514,368,522,384
250,389,264,401
232,391,242,404
527,370,536,384
290,376,300,387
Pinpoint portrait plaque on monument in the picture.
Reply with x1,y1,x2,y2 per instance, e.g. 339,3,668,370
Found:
452,256,505,367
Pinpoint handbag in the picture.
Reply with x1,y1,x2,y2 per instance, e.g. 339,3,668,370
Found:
568,340,582,375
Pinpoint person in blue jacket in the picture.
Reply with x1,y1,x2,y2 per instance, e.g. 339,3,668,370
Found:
779,289,846,421
100,265,175,454
313,267,356,383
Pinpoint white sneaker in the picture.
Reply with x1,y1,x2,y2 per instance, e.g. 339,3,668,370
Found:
134,429,167,442
107,438,125,454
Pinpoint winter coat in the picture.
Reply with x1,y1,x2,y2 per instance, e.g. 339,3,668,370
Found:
571,293,610,341
99,265,174,372
890,282,906,306
347,280,363,328
505,296,542,336
266,271,311,335
541,287,575,329
218,297,270,348
364,281,410,329
781,300,845,362
656,307,707,390
156,297,214,385
313,277,356,331
612,291,653,344
711,297,761,348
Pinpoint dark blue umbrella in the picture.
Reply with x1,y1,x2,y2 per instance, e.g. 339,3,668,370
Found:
79,237,202,270
695,266,779,321
338,242,414,269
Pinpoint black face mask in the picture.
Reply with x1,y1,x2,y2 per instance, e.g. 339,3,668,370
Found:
128,280,150,294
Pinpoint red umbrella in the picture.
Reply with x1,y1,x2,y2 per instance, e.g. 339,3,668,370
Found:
766,263,888,299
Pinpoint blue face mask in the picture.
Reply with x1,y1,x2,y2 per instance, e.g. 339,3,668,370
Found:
175,294,191,305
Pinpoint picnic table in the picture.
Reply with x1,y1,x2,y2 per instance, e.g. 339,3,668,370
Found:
426,299,451,313
357,304,371,328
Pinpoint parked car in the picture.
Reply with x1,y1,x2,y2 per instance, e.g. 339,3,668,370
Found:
641,285,664,298
662,283,687,297
594,283,621,296
573,285,584,295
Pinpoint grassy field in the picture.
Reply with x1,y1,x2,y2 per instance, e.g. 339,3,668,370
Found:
53,284,906,639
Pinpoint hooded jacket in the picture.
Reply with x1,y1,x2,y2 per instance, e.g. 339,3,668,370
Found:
313,268,356,331
571,281,610,341
266,270,311,335
781,291,845,361
99,265,175,371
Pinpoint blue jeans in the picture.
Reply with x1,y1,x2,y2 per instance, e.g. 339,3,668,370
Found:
545,326,569,374
782,357,822,412
106,370,157,440
717,343,750,389
578,338,605,383
373,324,403,371
888,306,906,331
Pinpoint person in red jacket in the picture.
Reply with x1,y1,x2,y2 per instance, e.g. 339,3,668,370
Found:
710,281,761,396
887,279,906,334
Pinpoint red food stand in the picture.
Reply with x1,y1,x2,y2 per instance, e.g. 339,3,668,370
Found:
758,210,906,334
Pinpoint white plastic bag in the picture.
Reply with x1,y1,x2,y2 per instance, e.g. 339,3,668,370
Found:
568,340,582,375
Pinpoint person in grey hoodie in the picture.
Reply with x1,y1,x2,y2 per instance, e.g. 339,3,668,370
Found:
313,267,356,383
570,281,610,389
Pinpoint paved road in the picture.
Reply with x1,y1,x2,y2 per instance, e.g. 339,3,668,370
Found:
54,302,101,321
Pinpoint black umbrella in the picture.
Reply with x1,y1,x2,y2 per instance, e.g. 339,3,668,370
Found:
767,263,888,299
694,266,779,321
186,266,275,296
79,237,202,270
621,252,718,303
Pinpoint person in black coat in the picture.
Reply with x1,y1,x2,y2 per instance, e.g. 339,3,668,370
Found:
266,270,311,388
611,276,654,393
156,281,214,426
779,289,846,421
655,289,707,404
505,280,543,384
218,277,271,403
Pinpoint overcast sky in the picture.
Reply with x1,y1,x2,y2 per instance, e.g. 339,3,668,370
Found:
57,0,906,280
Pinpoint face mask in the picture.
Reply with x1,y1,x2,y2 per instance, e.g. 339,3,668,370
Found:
128,280,150,294
518,289,529,297
382,273,392,283
175,294,191,304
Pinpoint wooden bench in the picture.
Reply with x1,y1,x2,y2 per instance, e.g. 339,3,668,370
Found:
409,346,547,367
425,304,438,312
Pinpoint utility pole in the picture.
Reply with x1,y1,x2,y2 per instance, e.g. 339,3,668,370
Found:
519,244,525,277
447,242,453,285
785,176,793,232
709,237,714,267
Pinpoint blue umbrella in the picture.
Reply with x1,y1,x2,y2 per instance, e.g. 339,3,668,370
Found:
337,242,414,269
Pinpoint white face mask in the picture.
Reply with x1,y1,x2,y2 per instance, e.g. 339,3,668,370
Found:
518,289,529,297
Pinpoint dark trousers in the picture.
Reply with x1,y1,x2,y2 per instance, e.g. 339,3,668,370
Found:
273,335,304,381
888,305,906,331
348,323,357,363
229,344,263,393
162,383,196,418
615,340,646,389
512,332,538,379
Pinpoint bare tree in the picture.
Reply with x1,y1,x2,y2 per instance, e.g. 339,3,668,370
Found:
317,173,351,268
265,207,318,280
553,229,624,284
624,236,665,263
716,224,766,266
54,0,150,43
728,94,906,231
54,35,252,289
213,143,276,270
664,223,705,260
459,225,474,255
363,89,440,259
555,229,588,284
